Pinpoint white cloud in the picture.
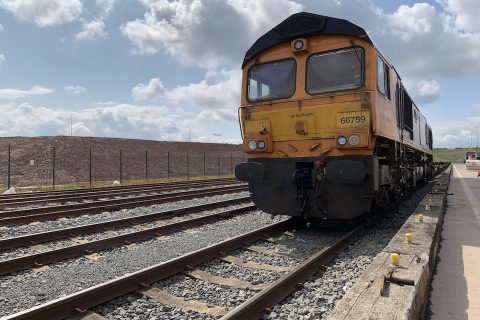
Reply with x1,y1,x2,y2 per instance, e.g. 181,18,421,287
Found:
438,0,480,32
0,23,4,31
413,80,440,103
389,3,437,41
0,102,186,140
96,0,116,19
132,78,165,101
93,101,117,106
121,0,302,68
76,20,107,40
167,69,240,122
432,116,480,148
296,1,480,79
0,0,82,27
0,85,54,100
133,69,240,123
0,54,5,67
63,85,87,95
120,0,480,79
0,68,243,142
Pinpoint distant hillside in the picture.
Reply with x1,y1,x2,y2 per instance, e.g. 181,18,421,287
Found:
0,136,243,188
433,148,475,163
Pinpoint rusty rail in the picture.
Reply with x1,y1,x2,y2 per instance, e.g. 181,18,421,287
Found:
0,178,236,200
0,204,256,276
0,196,251,251
0,179,239,207
0,185,247,226
220,224,365,320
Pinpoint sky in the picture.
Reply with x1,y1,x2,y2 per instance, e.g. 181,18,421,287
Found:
0,0,479,148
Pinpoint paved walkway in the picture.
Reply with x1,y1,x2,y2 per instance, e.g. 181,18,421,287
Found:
429,163,480,320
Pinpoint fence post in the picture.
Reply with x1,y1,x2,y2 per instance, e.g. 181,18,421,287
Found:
51,146,56,190
217,152,220,178
7,144,11,189
203,153,206,178
167,151,170,181
186,151,189,180
145,150,148,182
119,150,123,184
89,148,92,188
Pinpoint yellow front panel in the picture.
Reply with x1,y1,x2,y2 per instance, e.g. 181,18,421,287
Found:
247,102,364,141
336,111,370,128
244,119,271,136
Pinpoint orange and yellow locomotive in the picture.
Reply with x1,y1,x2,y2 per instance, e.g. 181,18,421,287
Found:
235,12,433,221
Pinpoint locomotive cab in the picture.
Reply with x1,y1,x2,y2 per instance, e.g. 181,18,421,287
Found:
236,12,433,221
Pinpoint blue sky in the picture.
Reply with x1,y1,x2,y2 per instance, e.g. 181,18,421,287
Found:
0,0,479,148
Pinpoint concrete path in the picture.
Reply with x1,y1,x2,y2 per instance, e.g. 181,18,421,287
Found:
429,163,480,320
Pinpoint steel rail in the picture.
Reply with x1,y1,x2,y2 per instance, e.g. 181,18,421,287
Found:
0,178,236,200
2,220,290,320
0,204,257,276
0,185,247,225
220,224,365,320
0,179,240,207
0,196,251,251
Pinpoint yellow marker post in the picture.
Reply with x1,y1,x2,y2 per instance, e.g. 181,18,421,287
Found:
418,213,424,222
390,253,399,266
405,233,412,243
425,198,432,211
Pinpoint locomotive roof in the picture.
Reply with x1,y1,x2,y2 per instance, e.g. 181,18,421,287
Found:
242,12,372,68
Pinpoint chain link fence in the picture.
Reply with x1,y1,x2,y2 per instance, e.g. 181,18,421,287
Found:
0,138,245,190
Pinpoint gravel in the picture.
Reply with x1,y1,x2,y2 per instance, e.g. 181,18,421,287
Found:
229,248,299,267
89,294,214,320
266,181,435,320
0,179,436,319
0,208,286,317
157,274,256,308
0,192,249,239
197,259,284,285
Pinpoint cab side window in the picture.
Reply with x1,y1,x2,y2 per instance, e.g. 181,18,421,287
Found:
377,56,390,99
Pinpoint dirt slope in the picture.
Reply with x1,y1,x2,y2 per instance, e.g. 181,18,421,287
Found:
0,136,243,188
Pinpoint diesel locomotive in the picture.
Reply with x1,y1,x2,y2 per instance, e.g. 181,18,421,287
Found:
235,12,433,221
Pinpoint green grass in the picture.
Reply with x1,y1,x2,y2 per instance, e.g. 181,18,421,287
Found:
0,175,235,194
433,148,477,163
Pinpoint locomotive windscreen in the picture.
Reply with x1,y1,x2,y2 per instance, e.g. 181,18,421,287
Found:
306,47,364,94
247,59,296,102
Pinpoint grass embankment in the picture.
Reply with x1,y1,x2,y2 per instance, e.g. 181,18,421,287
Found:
433,148,478,163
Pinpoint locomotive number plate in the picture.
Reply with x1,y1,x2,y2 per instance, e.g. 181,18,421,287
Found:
336,111,370,128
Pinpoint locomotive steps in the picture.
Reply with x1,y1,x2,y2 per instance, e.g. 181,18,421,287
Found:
329,168,451,320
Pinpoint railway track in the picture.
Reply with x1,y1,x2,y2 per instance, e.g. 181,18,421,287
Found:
0,200,255,276
2,220,363,320
0,168,450,319
0,184,247,226
0,178,238,208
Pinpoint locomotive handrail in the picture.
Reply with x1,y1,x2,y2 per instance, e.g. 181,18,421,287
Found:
237,106,245,140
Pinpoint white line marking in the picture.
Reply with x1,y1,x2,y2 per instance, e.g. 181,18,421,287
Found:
453,164,480,225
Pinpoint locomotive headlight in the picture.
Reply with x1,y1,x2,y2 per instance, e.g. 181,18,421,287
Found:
337,136,347,145
257,140,266,149
294,39,304,50
248,140,257,150
348,135,359,145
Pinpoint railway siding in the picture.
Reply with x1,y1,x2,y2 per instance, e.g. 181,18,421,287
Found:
329,168,451,320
